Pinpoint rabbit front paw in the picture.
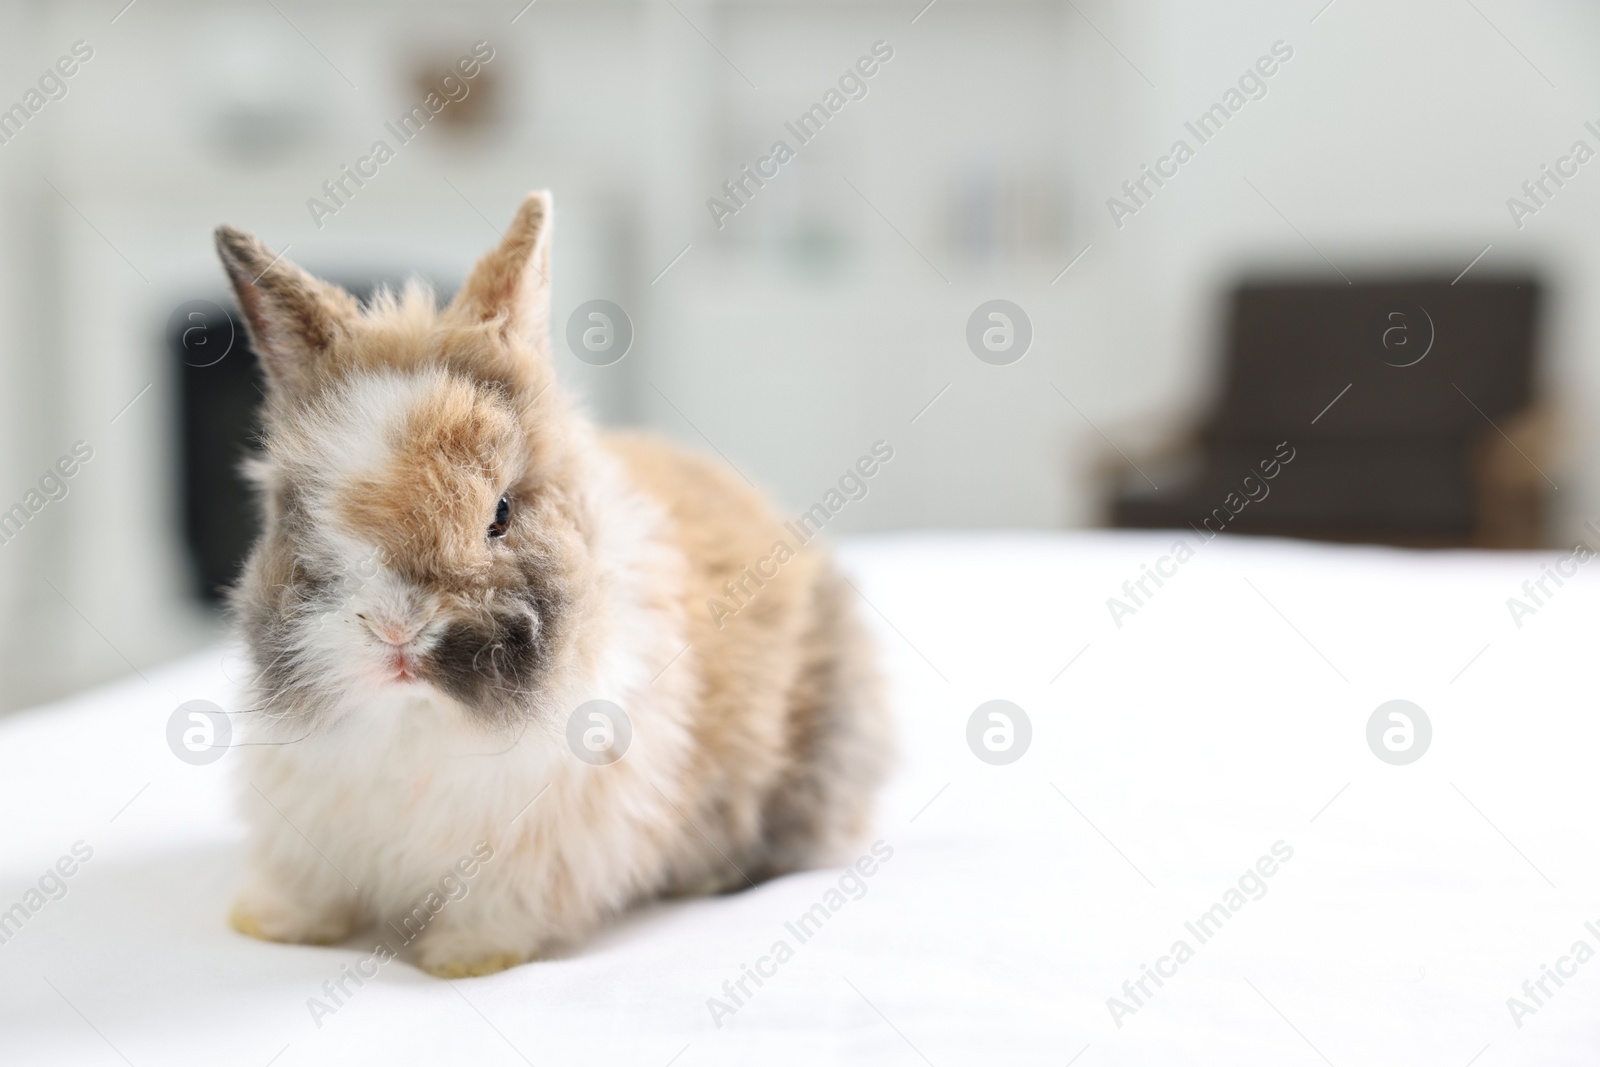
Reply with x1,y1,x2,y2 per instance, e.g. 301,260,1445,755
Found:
412,927,528,977
229,882,357,946
418,951,525,978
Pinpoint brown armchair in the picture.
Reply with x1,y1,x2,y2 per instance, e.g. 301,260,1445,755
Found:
1111,278,1547,548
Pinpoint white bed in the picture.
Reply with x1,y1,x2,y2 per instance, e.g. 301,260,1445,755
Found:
2,531,1596,1066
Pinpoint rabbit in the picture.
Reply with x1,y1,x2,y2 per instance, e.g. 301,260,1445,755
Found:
216,191,892,977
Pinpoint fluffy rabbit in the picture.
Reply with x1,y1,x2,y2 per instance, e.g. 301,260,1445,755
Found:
217,192,891,976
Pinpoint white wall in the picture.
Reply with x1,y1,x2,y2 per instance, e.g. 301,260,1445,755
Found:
2,0,1598,709
1089,0,1600,530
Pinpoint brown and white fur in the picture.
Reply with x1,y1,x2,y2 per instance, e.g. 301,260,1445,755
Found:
217,192,891,976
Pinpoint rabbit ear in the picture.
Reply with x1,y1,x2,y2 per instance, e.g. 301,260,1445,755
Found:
448,191,552,341
214,226,360,394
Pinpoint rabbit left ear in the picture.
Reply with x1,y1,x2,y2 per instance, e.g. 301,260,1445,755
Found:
214,227,360,395
448,191,552,342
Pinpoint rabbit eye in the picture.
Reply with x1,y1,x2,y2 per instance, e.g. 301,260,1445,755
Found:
488,495,511,539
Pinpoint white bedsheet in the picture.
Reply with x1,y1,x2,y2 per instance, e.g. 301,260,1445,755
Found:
2,531,1597,1066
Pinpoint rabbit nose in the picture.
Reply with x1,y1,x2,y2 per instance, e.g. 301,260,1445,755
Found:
356,613,423,647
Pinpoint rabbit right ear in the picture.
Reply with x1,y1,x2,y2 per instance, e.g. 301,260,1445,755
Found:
215,226,360,395
448,191,552,343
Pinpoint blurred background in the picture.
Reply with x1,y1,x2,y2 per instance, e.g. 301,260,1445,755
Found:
2,0,1598,712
